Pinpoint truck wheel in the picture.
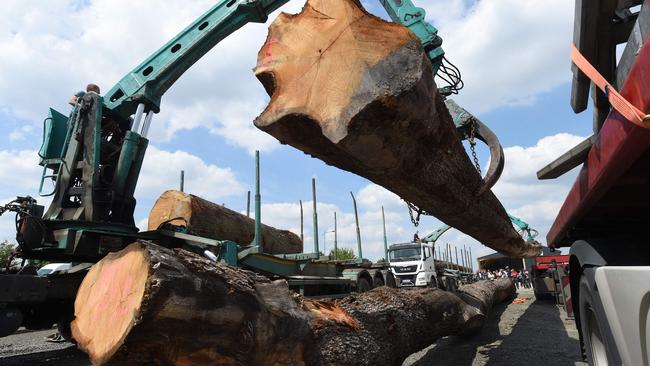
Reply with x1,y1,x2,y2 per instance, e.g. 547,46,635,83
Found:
385,273,397,288
22,306,54,331
57,303,75,342
578,268,618,366
430,277,439,289
357,277,372,293
373,276,385,288
0,306,22,337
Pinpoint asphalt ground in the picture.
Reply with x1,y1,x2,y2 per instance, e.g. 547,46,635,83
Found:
403,288,587,366
0,288,586,365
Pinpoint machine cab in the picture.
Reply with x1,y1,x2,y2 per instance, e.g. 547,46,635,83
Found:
388,242,436,287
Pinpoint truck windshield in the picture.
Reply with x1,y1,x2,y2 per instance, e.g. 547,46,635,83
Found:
389,247,421,262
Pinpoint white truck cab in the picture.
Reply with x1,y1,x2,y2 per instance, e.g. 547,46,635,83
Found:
388,242,437,288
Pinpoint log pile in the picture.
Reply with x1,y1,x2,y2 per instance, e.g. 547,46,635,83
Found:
148,190,302,254
72,242,515,365
253,0,540,257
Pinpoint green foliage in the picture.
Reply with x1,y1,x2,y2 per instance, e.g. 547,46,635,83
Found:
376,258,387,264
327,247,357,261
0,241,16,269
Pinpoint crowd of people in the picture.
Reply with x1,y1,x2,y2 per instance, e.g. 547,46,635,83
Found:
477,266,531,289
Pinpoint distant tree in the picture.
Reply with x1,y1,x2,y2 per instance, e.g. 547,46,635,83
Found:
0,241,16,269
327,247,357,261
376,258,387,264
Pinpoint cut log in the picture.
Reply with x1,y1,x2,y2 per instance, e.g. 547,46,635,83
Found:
253,0,540,257
148,190,302,254
72,242,515,365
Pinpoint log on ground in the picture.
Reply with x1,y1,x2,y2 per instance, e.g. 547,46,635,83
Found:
72,242,515,365
148,190,302,254
253,0,540,257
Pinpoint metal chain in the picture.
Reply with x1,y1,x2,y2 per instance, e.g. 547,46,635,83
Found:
467,120,482,175
407,202,422,227
406,121,482,228
407,201,434,227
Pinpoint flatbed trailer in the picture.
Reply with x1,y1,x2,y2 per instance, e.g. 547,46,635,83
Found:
541,2,650,365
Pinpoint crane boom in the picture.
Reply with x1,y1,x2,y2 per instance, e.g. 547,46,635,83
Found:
104,0,448,120
420,214,539,245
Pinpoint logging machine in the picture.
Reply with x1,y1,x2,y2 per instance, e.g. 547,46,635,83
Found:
0,0,506,338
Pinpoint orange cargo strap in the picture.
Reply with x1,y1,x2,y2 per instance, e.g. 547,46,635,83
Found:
571,43,650,129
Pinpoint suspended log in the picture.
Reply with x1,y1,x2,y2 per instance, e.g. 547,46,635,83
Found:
72,242,515,365
253,0,540,257
148,190,302,254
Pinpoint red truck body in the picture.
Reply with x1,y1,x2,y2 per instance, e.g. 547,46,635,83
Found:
533,255,570,271
547,34,650,247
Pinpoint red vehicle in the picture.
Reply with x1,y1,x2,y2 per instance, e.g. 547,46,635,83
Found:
530,255,569,299
540,2,650,365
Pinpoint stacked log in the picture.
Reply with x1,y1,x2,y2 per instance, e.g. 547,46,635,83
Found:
253,0,540,257
71,242,515,365
148,190,302,254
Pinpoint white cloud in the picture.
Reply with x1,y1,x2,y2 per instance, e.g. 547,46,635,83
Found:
0,150,42,242
137,146,244,204
251,184,410,260
8,126,34,142
0,0,575,153
0,150,42,192
0,146,244,239
423,0,574,113
0,0,304,154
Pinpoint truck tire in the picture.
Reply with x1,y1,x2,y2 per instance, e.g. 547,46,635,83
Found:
385,272,397,288
373,276,385,288
0,306,22,337
22,305,55,331
430,277,439,289
57,303,75,342
357,277,372,293
578,268,620,366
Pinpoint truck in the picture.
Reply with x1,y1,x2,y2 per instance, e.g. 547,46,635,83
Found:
388,213,538,290
538,1,650,364
0,0,507,338
530,254,569,300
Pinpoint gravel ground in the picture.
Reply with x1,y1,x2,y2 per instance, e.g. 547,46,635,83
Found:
403,288,587,366
0,289,586,365
0,328,87,366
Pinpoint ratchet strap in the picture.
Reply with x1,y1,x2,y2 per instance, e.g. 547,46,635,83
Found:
571,43,650,128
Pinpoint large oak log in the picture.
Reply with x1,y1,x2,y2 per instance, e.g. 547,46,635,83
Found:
72,242,515,365
148,190,302,254
253,0,540,257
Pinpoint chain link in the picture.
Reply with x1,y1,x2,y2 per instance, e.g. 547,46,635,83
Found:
407,202,422,227
406,120,482,227
467,120,482,175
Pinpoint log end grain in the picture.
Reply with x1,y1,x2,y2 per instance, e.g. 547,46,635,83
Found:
71,243,150,365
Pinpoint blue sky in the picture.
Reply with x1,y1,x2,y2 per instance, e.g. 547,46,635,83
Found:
0,0,594,262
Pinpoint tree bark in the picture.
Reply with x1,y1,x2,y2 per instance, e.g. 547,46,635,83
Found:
72,242,515,365
253,0,540,257
148,190,302,254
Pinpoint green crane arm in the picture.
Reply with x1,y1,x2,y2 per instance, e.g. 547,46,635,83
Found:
103,0,447,120
421,214,539,245
421,224,452,244
507,213,539,242
104,0,289,119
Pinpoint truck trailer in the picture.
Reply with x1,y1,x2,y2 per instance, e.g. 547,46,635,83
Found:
539,1,650,365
